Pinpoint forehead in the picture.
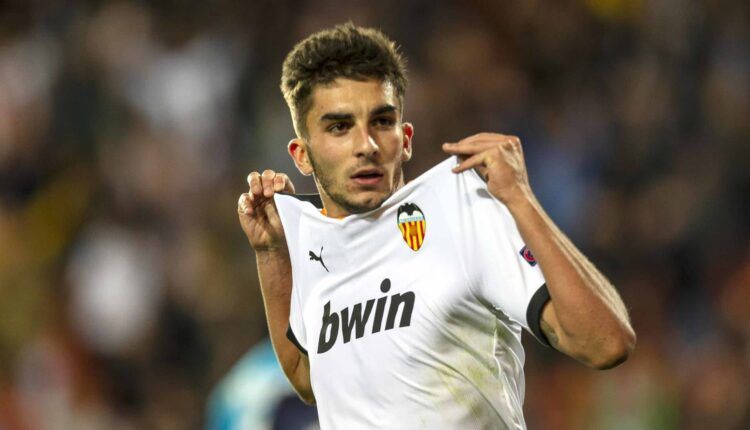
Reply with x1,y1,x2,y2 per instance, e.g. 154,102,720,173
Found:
308,78,398,118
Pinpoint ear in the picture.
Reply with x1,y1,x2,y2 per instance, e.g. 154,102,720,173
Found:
288,138,314,176
401,122,414,162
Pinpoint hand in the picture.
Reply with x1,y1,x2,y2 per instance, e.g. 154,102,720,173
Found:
442,133,532,206
238,170,296,251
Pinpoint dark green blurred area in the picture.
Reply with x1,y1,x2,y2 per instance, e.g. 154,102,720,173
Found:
0,0,748,428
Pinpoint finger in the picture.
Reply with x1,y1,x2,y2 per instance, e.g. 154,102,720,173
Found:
446,133,518,148
509,136,525,159
445,134,522,155
454,132,510,147
282,173,296,194
452,152,488,174
238,193,253,216
453,132,504,145
507,135,521,144
248,172,262,196
465,134,515,143
262,197,283,231
442,138,505,155
273,174,284,192
261,169,276,198
273,173,295,194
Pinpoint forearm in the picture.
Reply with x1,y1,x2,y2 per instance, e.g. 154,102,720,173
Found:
505,189,635,366
256,248,314,403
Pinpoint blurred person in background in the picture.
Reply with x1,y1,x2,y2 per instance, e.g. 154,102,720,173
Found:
207,338,319,430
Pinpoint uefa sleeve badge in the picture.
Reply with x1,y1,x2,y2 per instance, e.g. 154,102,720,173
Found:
397,203,426,251
519,245,537,266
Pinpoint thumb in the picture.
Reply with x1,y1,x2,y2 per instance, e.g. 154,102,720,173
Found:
238,193,252,217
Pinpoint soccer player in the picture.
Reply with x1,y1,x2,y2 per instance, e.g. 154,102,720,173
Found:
237,23,635,429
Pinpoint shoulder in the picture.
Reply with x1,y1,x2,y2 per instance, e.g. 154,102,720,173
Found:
280,193,322,209
413,157,493,209
274,192,322,210
408,156,487,196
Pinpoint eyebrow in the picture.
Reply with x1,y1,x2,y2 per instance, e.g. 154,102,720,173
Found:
370,104,397,116
319,104,398,123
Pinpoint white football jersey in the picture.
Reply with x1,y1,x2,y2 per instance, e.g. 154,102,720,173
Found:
274,156,550,430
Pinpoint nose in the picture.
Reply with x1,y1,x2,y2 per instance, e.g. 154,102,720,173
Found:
352,126,378,158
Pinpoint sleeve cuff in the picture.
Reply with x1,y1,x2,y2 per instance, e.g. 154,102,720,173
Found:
526,283,552,348
286,326,308,356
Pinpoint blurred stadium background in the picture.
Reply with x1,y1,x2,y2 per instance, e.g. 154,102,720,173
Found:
1,0,748,429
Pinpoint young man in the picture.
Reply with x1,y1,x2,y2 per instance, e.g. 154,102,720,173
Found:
237,23,635,429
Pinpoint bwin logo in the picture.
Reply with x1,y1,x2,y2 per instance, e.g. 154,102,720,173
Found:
317,278,415,354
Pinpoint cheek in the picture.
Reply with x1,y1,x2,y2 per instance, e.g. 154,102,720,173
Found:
382,133,406,159
312,147,348,183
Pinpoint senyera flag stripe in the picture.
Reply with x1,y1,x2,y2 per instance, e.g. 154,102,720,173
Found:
397,205,426,251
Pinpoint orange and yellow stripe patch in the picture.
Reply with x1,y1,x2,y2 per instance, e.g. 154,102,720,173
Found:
398,220,426,251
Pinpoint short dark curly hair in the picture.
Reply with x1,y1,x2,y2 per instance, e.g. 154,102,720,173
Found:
280,22,408,138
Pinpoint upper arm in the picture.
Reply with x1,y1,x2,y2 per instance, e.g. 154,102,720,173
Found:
540,301,562,351
540,298,633,369
291,352,315,405
540,301,595,365
284,326,314,404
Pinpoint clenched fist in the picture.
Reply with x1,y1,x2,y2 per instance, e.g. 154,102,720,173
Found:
442,133,532,206
238,169,295,251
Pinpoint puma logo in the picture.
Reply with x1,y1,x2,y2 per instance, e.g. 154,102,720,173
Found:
309,247,329,272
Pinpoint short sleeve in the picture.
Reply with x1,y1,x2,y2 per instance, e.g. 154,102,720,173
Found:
287,264,308,355
274,193,311,355
287,309,308,355
460,169,550,346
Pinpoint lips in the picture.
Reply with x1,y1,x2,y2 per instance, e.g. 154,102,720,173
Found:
351,168,384,186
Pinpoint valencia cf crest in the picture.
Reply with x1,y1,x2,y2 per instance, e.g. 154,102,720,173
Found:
397,203,426,251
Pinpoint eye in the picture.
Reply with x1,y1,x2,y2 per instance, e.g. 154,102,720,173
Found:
372,117,395,128
327,122,351,134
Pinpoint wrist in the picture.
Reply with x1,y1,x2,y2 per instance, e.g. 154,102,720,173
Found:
500,184,535,210
255,245,290,260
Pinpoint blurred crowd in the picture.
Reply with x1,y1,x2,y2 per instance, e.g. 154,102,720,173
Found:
0,0,748,429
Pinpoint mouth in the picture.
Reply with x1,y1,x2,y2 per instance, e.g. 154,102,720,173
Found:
350,168,384,186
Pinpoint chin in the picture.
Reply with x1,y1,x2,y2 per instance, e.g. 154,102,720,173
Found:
344,192,390,214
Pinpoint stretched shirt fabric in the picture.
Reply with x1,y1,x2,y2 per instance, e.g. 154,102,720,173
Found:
274,156,550,430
